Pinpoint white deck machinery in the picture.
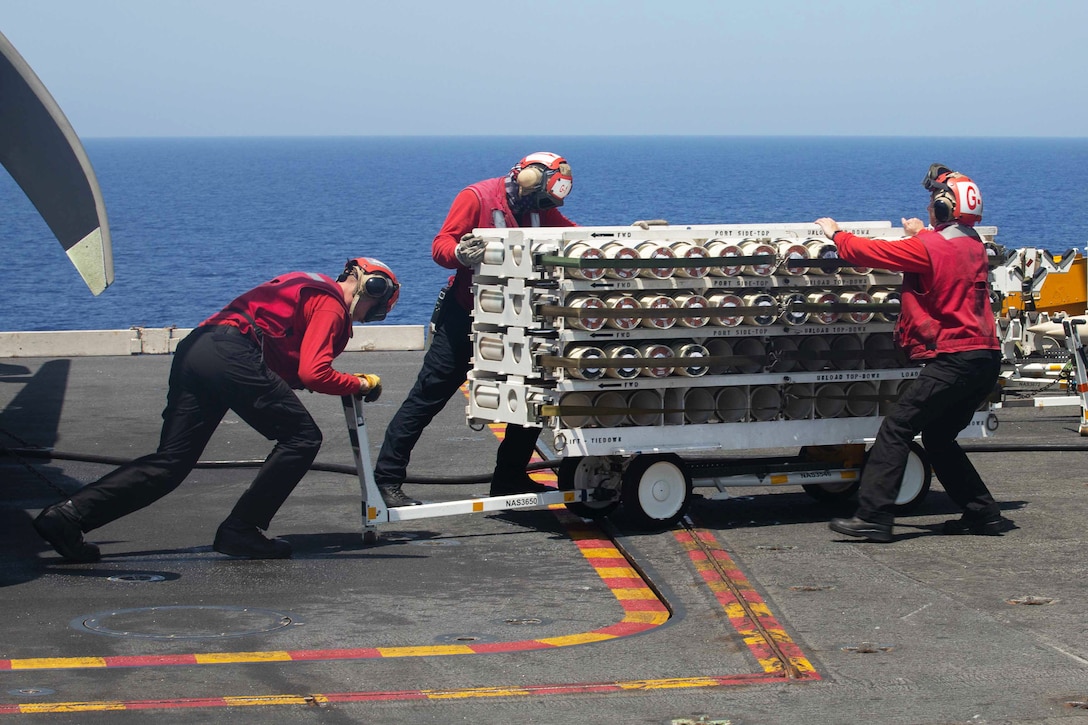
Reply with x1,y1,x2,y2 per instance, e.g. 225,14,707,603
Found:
461,221,1000,530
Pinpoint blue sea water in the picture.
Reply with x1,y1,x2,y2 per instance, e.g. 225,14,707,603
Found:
2,136,1087,332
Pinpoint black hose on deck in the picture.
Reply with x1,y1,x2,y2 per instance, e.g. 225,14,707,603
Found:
1,447,561,485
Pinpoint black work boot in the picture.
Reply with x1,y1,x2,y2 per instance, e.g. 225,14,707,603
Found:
377,484,421,508
33,500,101,563
489,473,553,497
942,513,1010,536
213,517,292,559
829,516,893,543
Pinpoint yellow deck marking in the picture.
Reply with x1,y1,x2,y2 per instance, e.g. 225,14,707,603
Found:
376,645,476,657
11,657,107,670
195,651,292,664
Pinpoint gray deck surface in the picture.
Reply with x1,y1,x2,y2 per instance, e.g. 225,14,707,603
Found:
2,350,1087,724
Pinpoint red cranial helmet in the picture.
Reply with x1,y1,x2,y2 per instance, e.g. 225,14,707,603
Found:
343,257,400,322
922,163,983,225
510,152,573,209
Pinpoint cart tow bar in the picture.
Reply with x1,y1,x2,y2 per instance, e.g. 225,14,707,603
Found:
341,395,602,543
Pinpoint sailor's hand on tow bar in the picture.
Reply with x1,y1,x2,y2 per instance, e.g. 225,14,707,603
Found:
354,373,383,402
454,233,487,267
631,219,669,230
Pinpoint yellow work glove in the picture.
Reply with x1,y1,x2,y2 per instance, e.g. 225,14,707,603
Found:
354,373,382,402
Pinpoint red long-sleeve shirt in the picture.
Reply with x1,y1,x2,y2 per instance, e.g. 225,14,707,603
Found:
291,290,363,396
434,187,575,309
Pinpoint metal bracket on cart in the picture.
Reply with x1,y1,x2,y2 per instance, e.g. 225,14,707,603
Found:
1061,317,1088,436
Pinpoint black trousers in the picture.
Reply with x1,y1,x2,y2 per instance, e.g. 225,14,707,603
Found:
372,292,540,488
856,349,1002,525
68,325,322,532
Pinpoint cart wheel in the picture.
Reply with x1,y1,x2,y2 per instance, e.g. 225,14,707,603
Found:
361,530,379,545
887,441,932,514
800,444,864,504
620,453,692,530
802,442,932,513
558,456,620,519
802,478,861,504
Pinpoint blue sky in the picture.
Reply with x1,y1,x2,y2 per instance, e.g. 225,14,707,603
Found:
4,0,1085,138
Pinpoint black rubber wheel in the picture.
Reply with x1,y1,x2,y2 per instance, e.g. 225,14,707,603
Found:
802,478,861,503
802,441,932,514
557,456,620,520
620,453,693,530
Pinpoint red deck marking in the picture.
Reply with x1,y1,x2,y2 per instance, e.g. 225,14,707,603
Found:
674,527,819,680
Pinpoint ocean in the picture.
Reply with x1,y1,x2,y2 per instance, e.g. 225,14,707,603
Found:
2,136,1087,332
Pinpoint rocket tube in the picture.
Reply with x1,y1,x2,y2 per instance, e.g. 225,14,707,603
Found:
675,292,710,328
603,344,641,379
839,291,875,324
742,292,778,326
564,294,606,331
814,383,847,418
565,345,606,380
603,293,641,330
673,342,709,377
731,337,767,374
797,335,831,372
829,333,863,371
774,239,810,276
704,338,733,375
706,239,743,277
594,391,628,427
601,241,640,280
845,381,879,417
558,392,594,428
635,240,675,279
638,293,677,330
715,387,748,422
684,388,716,424
707,292,743,327
670,241,710,278
741,239,777,276
779,292,809,326
871,289,901,322
807,291,840,325
749,385,783,421
563,241,606,280
782,383,815,420
627,390,662,426
639,343,675,378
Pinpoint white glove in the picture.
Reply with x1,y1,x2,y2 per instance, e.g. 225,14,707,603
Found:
454,233,487,266
632,219,669,230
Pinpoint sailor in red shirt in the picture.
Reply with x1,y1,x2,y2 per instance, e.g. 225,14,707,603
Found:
34,258,400,561
372,153,576,507
814,164,1006,543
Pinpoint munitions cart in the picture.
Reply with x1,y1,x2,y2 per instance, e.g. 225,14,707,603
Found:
463,221,1000,530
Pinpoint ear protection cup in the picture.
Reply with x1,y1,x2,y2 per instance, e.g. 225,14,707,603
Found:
931,191,955,223
362,274,391,300
516,166,545,196
342,257,401,322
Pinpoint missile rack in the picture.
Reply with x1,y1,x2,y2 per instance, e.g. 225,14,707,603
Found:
466,222,1000,529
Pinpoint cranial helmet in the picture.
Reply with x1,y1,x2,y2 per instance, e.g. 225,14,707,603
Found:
343,257,400,322
510,152,573,209
922,162,983,225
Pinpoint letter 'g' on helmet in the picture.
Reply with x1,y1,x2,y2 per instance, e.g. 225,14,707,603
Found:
510,152,573,209
922,162,983,225
343,257,400,322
